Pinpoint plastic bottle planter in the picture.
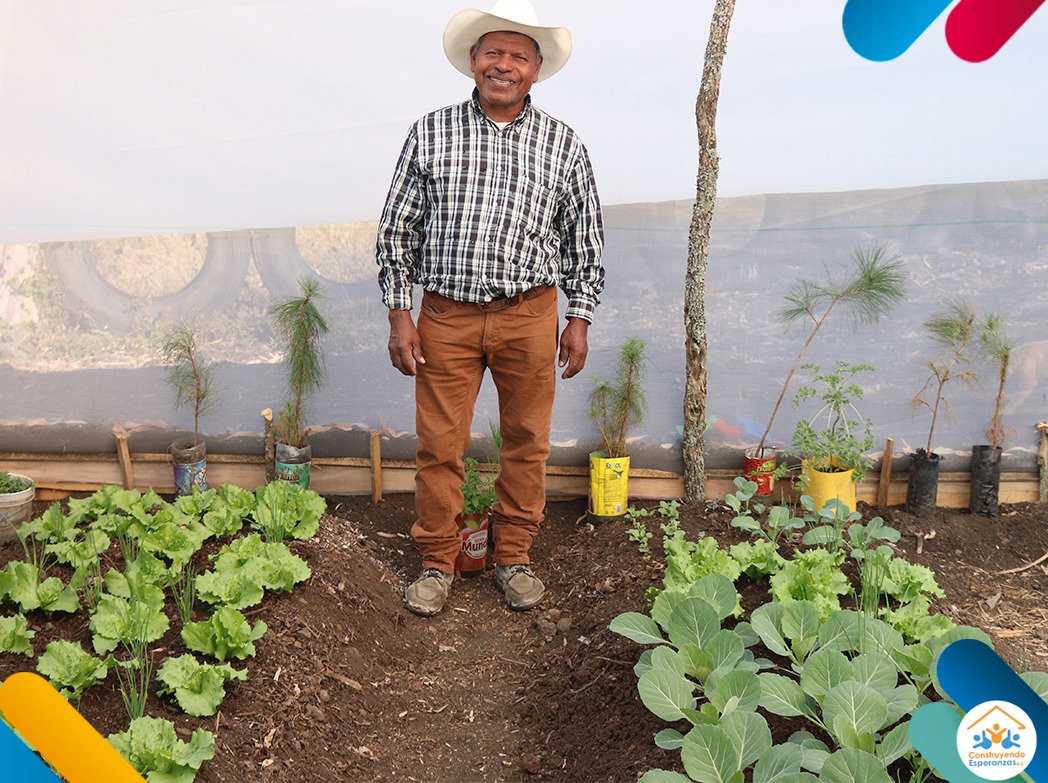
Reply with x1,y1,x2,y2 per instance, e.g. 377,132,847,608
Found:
906,449,941,518
743,446,778,497
588,452,630,523
0,474,34,542
275,442,312,489
801,458,856,515
169,437,207,497
969,445,1002,516
455,511,490,577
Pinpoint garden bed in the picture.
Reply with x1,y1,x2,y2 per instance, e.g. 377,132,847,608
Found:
1,492,1047,782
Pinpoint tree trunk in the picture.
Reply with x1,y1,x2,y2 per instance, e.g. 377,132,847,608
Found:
683,0,735,502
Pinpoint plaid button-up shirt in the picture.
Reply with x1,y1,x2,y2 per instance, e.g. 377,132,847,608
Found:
376,92,605,322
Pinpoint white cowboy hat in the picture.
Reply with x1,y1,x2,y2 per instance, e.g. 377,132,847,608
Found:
443,0,572,82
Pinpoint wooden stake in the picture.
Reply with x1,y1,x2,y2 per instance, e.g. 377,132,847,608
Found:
262,409,275,483
877,437,894,507
370,431,383,503
115,432,135,490
1038,422,1048,504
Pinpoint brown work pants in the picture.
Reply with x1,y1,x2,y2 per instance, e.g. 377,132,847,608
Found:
412,286,558,574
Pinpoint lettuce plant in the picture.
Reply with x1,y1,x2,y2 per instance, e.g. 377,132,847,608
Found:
182,606,267,662
196,534,311,609
0,613,35,657
108,716,214,783
250,481,325,542
201,485,255,537
0,560,79,614
768,548,851,620
156,654,247,717
90,593,169,656
36,639,109,703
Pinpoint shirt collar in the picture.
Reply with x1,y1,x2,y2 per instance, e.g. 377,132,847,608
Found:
469,89,533,128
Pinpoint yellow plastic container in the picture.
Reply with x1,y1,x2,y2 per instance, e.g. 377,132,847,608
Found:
801,459,856,514
588,453,630,523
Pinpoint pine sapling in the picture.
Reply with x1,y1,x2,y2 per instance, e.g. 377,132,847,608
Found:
912,299,978,455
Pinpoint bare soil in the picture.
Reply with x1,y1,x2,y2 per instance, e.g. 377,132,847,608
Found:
2,493,1048,782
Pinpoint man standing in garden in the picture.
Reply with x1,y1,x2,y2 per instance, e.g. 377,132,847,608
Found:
376,0,605,617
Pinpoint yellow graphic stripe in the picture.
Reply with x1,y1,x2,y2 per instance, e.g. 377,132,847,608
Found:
0,672,145,783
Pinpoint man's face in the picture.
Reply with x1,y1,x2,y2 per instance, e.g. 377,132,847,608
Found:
470,31,542,121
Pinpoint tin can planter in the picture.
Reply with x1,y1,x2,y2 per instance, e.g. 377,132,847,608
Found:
275,442,312,488
0,474,35,542
801,458,856,514
906,449,940,518
588,452,630,523
455,510,490,577
170,437,207,497
743,447,778,496
969,445,1002,516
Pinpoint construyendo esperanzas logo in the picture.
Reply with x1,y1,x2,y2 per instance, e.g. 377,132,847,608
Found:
842,0,1046,62
910,639,1048,782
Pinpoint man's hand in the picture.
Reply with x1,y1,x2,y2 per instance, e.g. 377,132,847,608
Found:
558,317,590,379
387,309,425,376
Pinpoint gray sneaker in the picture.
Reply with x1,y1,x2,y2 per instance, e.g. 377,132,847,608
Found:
495,564,545,611
404,568,454,617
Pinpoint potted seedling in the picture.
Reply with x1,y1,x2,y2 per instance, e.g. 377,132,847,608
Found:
159,321,215,496
454,422,502,577
908,298,978,517
0,469,35,542
780,360,875,514
746,243,907,495
970,312,1012,516
270,277,328,488
587,337,647,522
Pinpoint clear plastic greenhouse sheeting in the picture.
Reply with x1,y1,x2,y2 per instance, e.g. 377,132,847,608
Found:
1,178,1046,473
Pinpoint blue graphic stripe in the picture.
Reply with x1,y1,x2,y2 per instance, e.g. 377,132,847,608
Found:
0,720,63,783
938,640,1048,780
842,0,955,61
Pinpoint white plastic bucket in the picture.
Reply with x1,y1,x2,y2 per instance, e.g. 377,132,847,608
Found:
0,474,35,541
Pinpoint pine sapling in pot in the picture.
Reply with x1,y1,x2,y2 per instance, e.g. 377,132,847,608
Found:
587,337,647,521
270,277,328,487
907,298,978,517
747,243,907,494
971,312,1012,515
159,321,216,496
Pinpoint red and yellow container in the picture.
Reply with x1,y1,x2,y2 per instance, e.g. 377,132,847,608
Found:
455,511,490,577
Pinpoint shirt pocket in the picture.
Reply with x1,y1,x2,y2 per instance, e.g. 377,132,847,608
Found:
513,168,559,234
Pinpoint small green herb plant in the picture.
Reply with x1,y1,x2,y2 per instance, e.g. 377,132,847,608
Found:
0,469,32,493
725,477,805,544
785,361,876,485
461,457,497,517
